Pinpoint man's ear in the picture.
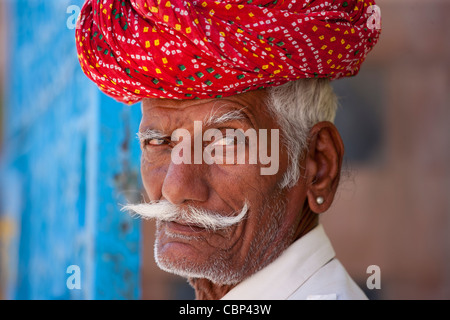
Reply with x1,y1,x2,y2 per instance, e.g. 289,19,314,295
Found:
304,121,344,214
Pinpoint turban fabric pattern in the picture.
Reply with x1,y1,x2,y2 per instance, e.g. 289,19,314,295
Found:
76,0,381,104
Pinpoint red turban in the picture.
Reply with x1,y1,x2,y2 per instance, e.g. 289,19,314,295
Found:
76,0,381,104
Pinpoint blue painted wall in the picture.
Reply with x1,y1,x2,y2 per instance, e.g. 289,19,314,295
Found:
0,0,142,299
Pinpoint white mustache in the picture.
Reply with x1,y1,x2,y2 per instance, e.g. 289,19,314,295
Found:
121,200,248,231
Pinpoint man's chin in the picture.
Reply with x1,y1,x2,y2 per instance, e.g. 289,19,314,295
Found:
154,256,244,286
154,235,244,286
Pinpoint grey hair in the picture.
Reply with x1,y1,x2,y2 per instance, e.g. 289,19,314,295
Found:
267,79,338,189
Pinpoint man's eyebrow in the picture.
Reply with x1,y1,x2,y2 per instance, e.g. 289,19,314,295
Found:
203,105,250,127
136,128,167,142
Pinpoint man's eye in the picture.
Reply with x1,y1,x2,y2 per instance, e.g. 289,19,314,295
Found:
211,135,245,147
145,138,168,146
213,136,235,146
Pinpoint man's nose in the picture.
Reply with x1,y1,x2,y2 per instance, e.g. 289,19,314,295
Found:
161,161,209,205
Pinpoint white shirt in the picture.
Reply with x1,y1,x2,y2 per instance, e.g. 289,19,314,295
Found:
221,224,367,300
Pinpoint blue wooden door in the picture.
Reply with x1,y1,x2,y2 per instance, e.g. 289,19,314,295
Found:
0,0,142,299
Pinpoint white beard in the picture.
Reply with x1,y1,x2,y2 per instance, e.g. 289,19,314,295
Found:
153,192,293,286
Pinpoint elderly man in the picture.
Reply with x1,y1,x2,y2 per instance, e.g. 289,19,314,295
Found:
76,0,380,300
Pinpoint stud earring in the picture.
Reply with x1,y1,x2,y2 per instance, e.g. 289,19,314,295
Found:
316,196,324,205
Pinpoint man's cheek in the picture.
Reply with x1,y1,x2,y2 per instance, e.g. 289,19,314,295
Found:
141,147,172,164
209,161,260,181
210,164,279,196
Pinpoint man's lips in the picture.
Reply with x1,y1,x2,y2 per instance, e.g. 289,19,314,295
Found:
164,221,207,233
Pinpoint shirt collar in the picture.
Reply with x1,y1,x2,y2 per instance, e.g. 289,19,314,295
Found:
221,224,335,300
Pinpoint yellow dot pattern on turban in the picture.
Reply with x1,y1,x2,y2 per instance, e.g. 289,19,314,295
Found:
76,0,381,103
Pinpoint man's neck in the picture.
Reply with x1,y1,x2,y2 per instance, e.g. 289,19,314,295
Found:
189,278,236,300
189,211,319,300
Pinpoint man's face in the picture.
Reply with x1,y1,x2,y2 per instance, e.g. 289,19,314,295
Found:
139,90,308,285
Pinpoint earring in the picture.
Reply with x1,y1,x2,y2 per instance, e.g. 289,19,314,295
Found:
316,196,324,205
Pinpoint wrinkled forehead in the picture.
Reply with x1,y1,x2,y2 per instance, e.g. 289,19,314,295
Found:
140,89,278,130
